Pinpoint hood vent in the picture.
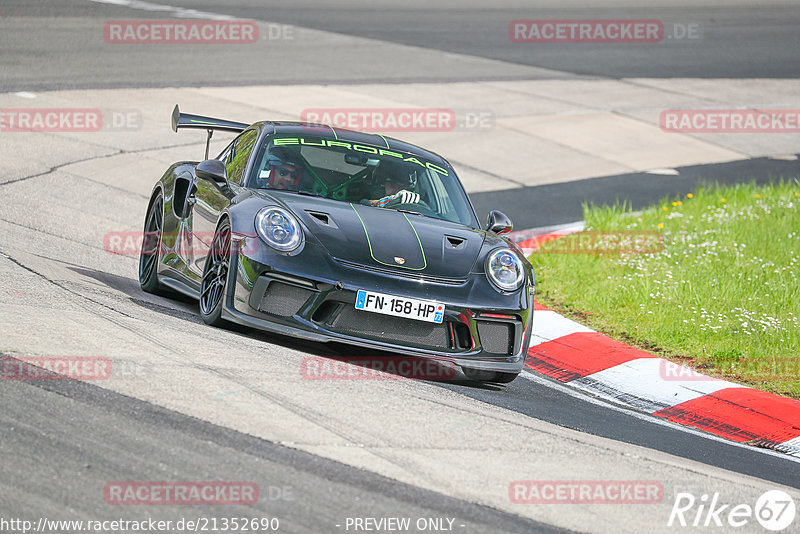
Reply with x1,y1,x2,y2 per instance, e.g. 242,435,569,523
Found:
445,235,466,250
306,210,337,229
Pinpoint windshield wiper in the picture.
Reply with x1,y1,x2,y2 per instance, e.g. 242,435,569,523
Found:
393,208,440,221
270,189,324,198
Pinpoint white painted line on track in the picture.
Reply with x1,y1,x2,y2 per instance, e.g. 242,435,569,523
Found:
645,168,679,175
89,0,236,20
519,369,800,464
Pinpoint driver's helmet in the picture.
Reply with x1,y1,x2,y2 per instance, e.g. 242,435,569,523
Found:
264,147,303,188
375,159,416,190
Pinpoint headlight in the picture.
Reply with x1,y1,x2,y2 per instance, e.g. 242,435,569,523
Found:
255,207,303,252
486,248,524,292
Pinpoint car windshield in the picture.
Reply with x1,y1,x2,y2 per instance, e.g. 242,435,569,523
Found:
247,135,477,227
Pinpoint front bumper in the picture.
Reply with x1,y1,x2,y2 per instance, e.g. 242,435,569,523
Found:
222,236,534,373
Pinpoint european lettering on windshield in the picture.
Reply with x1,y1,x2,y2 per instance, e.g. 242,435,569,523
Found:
273,137,449,176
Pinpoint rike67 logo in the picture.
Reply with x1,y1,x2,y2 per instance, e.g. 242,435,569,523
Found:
669,490,796,531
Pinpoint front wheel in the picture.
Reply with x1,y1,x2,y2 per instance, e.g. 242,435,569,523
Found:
462,367,519,384
199,220,232,327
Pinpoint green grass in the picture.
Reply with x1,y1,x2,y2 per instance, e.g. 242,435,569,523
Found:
531,180,800,398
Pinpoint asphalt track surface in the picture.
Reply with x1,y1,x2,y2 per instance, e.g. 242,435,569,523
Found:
1,374,559,534
2,1,800,533
3,0,800,90
159,0,800,79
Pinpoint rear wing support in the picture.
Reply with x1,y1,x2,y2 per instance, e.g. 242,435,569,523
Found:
171,105,248,160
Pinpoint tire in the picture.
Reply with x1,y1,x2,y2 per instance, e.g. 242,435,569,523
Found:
199,219,232,327
139,192,167,295
462,367,519,384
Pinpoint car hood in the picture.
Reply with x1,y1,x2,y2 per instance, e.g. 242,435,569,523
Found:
265,192,486,279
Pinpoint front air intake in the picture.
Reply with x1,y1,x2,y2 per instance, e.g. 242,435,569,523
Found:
258,282,313,316
477,321,514,355
332,306,449,349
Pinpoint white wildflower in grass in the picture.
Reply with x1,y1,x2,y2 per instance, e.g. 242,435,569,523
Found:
531,181,800,398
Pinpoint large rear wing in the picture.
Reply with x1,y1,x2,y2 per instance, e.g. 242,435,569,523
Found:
171,104,249,159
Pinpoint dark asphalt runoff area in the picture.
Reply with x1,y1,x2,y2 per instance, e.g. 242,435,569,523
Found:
472,155,800,230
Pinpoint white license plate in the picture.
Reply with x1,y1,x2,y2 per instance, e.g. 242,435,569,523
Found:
355,290,444,324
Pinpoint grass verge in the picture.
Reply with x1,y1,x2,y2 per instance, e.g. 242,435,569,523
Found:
530,180,800,398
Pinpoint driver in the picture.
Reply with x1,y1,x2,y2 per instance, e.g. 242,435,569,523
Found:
365,160,420,207
258,148,303,190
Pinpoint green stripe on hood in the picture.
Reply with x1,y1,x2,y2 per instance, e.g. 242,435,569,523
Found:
350,203,427,270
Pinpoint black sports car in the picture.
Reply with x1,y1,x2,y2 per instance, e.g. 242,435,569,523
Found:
139,105,535,383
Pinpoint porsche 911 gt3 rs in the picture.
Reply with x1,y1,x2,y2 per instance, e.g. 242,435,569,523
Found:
139,105,535,383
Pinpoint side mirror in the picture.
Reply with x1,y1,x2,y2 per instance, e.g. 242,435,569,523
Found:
196,159,228,189
486,210,513,235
